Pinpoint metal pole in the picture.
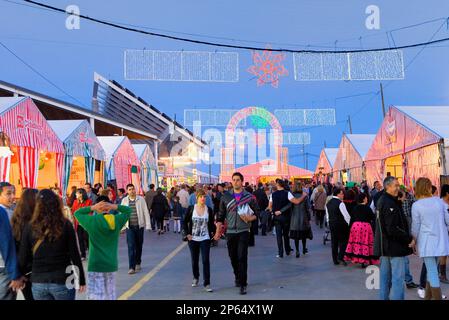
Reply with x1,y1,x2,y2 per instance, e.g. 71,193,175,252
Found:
348,116,353,134
208,140,212,183
380,83,386,117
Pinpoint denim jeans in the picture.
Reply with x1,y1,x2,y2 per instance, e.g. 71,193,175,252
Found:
0,268,16,300
423,257,440,288
126,226,144,270
404,256,414,284
32,283,75,300
379,256,406,300
180,207,187,230
419,262,427,288
188,239,211,286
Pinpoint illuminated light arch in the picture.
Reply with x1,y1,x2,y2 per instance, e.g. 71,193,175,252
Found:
220,106,286,181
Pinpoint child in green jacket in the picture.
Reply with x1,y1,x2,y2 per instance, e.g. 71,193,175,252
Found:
74,201,131,300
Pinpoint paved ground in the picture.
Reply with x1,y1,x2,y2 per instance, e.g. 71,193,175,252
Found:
107,223,447,300
18,222,448,300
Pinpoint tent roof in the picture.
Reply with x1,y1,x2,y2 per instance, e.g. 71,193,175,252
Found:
48,120,85,142
345,134,376,159
236,159,313,177
324,148,339,166
0,97,26,114
132,144,147,159
395,106,449,140
97,136,126,157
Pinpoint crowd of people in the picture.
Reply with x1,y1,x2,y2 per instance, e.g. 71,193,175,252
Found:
1,172,449,300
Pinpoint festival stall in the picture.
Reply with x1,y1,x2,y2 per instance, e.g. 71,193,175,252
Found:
235,159,313,185
0,97,64,192
132,143,158,192
333,134,375,185
48,120,106,198
98,136,142,193
365,106,449,190
314,148,339,184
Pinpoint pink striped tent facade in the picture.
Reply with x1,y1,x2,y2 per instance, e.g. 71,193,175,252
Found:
0,97,64,188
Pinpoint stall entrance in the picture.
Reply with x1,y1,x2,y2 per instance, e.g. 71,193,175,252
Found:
385,155,403,184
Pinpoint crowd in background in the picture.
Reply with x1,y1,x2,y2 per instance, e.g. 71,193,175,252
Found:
1,173,449,300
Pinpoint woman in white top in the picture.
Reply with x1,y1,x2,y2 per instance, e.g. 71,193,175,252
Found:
411,177,449,300
183,189,216,292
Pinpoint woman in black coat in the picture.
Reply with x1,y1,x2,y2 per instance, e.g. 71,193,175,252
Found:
151,188,170,235
289,185,312,258
183,190,216,292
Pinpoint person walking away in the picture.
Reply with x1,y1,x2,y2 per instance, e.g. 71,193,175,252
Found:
71,188,93,260
121,184,152,274
151,188,170,235
312,185,327,229
184,190,216,292
411,178,449,300
374,176,414,300
344,193,378,267
172,196,182,234
289,183,312,258
75,199,131,300
145,184,158,231
253,182,269,236
214,172,259,295
10,188,38,300
18,189,86,300
326,188,351,266
177,184,190,230
270,179,306,258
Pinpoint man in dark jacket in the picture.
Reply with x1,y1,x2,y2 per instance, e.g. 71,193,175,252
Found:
326,187,351,265
214,172,259,295
253,182,269,236
374,176,414,300
0,206,22,300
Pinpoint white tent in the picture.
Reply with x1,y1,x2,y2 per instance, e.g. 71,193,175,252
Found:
333,134,375,184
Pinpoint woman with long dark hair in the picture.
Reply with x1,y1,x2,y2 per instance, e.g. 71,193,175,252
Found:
19,189,86,300
71,188,92,260
10,188,38,300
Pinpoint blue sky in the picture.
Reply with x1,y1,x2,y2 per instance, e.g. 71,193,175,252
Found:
1,0,449,175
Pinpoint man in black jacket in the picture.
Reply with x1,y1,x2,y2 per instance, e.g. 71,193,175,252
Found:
374,176,415,300
253,183,269,236
326,187,351,265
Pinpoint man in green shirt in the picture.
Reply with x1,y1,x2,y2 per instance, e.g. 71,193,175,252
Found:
74,201,131,300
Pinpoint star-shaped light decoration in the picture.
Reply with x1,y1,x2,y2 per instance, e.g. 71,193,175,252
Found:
247,47,288,88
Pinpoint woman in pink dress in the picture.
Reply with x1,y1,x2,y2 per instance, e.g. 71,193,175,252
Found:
344,193,379,267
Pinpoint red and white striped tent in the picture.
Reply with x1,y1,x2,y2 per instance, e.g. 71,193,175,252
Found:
0,97,64,190
97,136,142,193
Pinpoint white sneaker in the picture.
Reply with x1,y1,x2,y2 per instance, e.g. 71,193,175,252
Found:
417,288,425,299
204,285,213,292
136,264,142,272
128,269,136,275
192,278,199,287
